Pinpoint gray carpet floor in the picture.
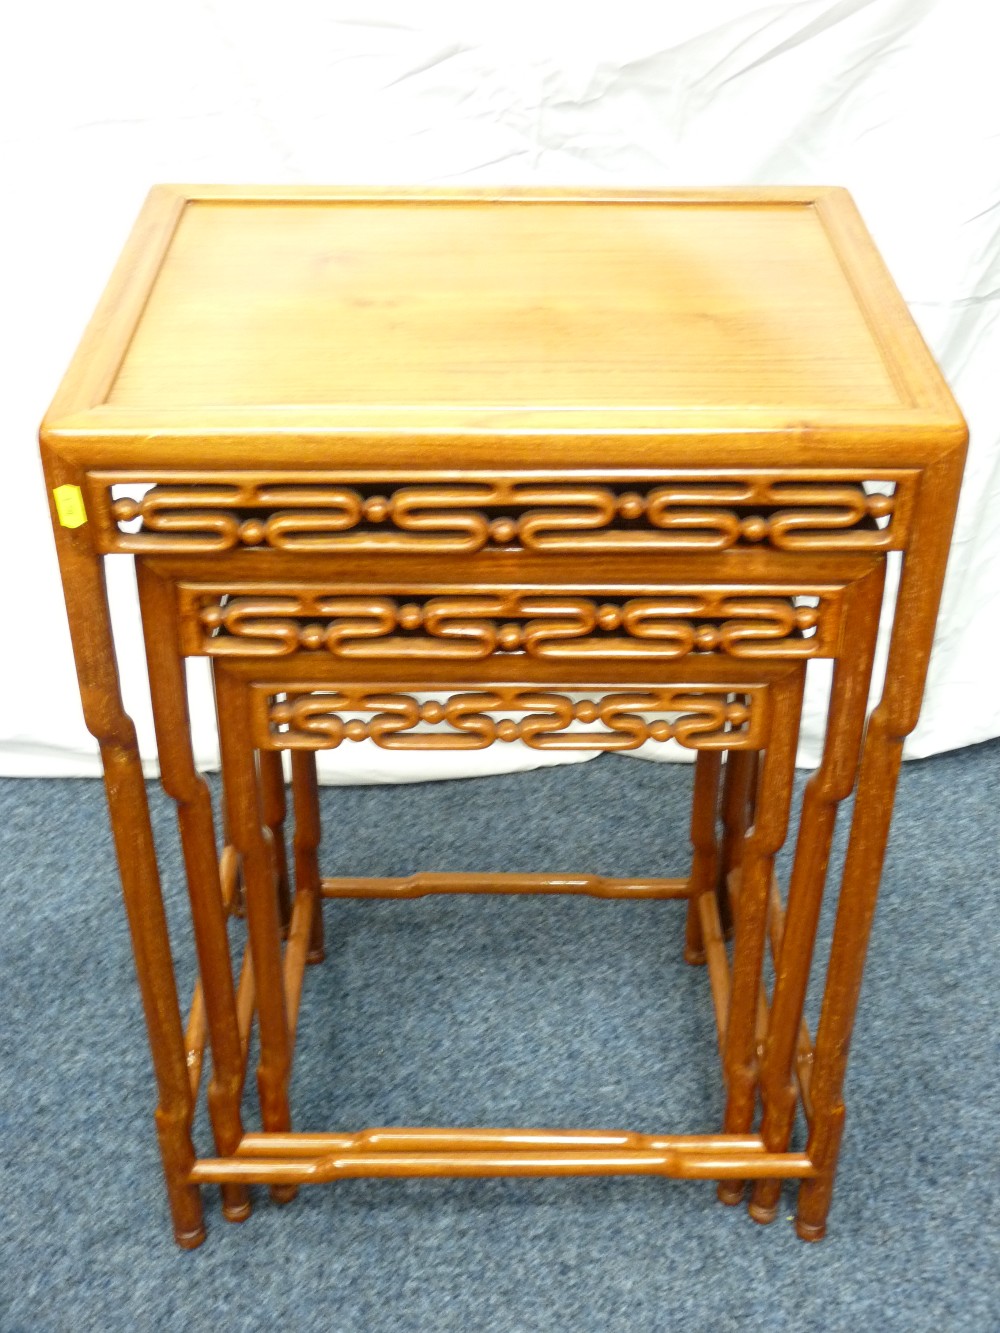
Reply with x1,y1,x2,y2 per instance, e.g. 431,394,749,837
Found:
1,744,997,1331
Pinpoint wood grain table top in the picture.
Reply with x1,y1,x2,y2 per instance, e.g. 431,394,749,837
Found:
42,186,964,470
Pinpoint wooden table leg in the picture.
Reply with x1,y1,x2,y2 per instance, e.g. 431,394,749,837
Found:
795,715,902,1239
43,465,204,1248
719,669,805,1206
749,566,884,1224
291,750,325,965
212,671,246,920
795,451,965,1240
135,562,251,1224
684,751,722,965
259,749,292,933
717,750,757,937
214,665,295,1203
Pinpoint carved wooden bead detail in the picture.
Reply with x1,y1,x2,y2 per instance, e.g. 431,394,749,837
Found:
258,685,765,753
189,589,839,662
91,471,914,556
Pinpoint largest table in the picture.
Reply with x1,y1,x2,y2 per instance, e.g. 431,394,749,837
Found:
41,186,966,1246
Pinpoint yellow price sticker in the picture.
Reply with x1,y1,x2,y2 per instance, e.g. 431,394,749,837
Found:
53,484,88,529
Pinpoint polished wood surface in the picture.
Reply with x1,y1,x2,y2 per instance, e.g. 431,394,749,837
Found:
42,185,963,465
41,185,967,1248
108,198,902,413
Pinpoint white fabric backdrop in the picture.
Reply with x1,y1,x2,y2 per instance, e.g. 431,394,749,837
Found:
3,1,997,780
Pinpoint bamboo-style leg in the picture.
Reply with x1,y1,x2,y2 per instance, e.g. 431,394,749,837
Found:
750,568,884,1225
214,666,295,1205
717,750,757,937
259,748,292,934
212,666,246,919
684,751,723,965
718,669,805,1207
796,451,965,1240
795,716,902,1238
136,562,251,1224
746,752,760,824
43,464,203,1248
291,750,325,965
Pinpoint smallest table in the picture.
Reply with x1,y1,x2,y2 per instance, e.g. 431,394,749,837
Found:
41,186,966,1246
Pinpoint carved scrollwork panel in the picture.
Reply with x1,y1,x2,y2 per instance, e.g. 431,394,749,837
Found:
87,470,915,556
183,588,840,662
252,684,766,753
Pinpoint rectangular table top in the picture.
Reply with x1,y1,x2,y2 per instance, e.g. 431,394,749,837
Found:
42,186,964,471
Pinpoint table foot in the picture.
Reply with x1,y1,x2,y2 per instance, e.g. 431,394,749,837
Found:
222,1196,253,1224
748,1197,779,1225
717,1180,744,1206
795,1217,826,1243
270,1184,299,1205
174,1223,207,1250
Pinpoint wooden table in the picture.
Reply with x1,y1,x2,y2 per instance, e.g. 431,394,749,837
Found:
41,186,966,1247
